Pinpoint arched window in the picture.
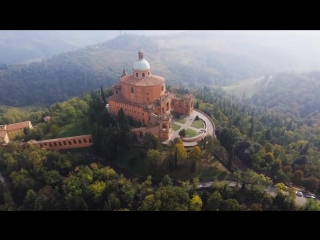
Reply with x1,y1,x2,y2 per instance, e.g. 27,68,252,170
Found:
161,85,164,91
142,73,145,77
136,73,138,77
131,87,134,93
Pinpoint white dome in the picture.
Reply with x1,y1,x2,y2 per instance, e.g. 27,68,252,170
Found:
133,59,150,71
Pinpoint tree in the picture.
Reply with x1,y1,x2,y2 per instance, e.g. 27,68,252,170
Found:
264,152,275,163
189,194,203,211
174,143,187,166
207,192,223,211
23,128,30,136
189,146,202,164
160,175,173,187
145,149,161,175
192,178,200,192
220,199,246,211
174,147,178,170
271,183,297,211
195,101,200,109
154,186,190,211
190,161,196,172
139,194,161,211
198,137,207,149
43,170,62,186
228,146,234,169
62,175,84,210
265,128,273,141
300,199,320,211
179,129,186,137
303,176,319,193
23,189,37,211
291,170,304,186
264,143,273,153
101,86,106,104
205,135,215,160
50,124,60,138
283,165,292,175
90,181,107,202
143,132,162,150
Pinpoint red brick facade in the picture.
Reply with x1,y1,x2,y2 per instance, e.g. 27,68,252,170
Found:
108,49,194,140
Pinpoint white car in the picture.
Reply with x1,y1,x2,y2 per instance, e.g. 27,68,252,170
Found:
305,194,316,199
296,191,303,196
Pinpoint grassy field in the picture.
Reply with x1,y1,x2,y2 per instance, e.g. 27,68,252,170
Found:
191,120,204,129
176,118,187,124
163,156,232,181
222,76,264,99
172,123,182,131
43,120,91,140
113,147,170,179
112,146,232,182
185,128,198,138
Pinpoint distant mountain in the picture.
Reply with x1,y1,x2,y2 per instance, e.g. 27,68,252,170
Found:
0,30,184,65
1,31,320,107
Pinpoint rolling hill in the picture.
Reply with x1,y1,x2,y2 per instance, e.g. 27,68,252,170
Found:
1,31,320,107
0,30,183,65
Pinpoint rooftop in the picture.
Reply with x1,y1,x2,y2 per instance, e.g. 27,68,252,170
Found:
133,49,150,71
0,131,7,138
6,121,31,131
120,74,165,86
133,59,150,71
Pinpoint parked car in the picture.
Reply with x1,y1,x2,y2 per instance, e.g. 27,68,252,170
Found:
296,191,303,196
305,194,315,199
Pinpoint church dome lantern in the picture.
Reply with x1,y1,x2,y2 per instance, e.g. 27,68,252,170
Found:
133,49,151,71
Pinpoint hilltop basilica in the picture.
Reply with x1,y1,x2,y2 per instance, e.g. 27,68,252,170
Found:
107,49,194,140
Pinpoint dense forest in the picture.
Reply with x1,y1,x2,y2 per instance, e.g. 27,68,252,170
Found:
250,71,320,118
0,89,320,211
2,140,317,211
181,85,320,196
0,32,308,107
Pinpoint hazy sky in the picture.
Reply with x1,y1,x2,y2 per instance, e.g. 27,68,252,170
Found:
1,30,320,71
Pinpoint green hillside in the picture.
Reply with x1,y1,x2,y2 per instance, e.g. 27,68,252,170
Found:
222,76,265,99
0,31,315,107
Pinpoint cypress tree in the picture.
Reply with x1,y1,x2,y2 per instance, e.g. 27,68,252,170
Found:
101,86,106,104
174,147,178,170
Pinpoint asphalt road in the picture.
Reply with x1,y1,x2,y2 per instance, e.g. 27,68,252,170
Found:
199,181,312,206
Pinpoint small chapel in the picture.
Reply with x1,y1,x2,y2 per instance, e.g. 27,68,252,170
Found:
107,49,194,140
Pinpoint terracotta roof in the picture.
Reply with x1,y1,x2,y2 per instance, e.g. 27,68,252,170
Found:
43,116,51,121
108,92,175,111
33,134,92,144
6,121,31,131
0,131,7,138
120,74,165,86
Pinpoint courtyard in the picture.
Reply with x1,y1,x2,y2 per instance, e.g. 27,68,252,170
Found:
162,109,215,147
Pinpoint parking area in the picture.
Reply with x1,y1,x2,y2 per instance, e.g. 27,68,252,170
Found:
295,190,320,205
